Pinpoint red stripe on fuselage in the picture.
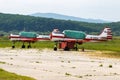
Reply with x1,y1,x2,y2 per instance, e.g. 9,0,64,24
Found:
51,36,64,38
84,38,107,42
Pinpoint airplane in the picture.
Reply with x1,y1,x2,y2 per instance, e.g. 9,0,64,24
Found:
9,31,50,48
50,29,86,51
50,27,112,51
84,27,112,42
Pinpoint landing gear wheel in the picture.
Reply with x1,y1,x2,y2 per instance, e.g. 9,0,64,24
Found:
54,47,57,51
27,45,31,48
74,47,78,51
12,45,15,49
22,45,25,48
12,41,15,49
64,47,69,51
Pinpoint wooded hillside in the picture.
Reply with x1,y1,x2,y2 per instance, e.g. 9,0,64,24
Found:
0,13,119,35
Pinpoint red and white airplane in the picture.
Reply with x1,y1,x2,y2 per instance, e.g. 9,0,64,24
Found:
50,29,86,42
50,27,112,51
50,29,86,50
84,27,112,42
9,32,50,48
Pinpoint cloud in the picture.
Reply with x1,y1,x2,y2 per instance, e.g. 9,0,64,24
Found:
0,0,120,21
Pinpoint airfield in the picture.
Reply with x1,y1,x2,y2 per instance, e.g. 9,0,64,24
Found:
0,48,120,80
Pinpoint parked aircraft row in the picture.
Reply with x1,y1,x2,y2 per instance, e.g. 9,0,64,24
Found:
9,27,112,51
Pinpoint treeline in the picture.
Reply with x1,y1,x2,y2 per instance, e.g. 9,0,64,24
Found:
0,13,120,35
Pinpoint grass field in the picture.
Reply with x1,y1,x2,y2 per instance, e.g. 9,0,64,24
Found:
81,39,120,52
0,37,120,51
0,37,120,57
80,38,120,58
0,68,35,80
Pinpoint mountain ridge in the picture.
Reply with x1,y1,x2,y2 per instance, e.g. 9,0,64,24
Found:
30,13,110,23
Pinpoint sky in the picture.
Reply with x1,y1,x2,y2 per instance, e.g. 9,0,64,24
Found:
0,0,120,21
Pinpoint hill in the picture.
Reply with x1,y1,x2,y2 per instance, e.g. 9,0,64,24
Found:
30,13,110,23
0,13,120,35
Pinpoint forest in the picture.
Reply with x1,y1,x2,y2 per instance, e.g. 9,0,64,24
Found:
0,13,120,36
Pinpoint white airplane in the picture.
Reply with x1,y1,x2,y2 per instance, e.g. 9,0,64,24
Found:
50,27,112,51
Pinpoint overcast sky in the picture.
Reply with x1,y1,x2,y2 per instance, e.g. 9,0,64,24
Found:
0,0,120,21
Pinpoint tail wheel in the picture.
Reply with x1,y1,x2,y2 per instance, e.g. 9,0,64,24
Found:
82,47,84,52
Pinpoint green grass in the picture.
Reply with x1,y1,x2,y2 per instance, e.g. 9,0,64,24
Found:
0,68,35,80
80,39,120,52
0,61,6,64
1,38,120,52
79,38,120,57
0,40,54,48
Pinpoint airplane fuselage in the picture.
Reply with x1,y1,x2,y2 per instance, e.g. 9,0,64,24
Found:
84,35,108,42
9,34,50,42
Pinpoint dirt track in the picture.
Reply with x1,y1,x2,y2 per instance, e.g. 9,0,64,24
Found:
0,48,120,80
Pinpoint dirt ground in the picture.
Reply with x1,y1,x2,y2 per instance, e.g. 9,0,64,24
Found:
0,48,120,80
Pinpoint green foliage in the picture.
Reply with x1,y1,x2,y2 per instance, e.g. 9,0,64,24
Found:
0,68,35,80
0,13,120,36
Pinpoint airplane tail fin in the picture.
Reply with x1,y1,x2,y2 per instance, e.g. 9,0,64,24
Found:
99,27,112,40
